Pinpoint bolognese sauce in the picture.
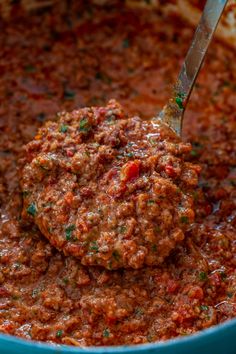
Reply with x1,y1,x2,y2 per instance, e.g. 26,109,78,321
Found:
20,100,199,269
0,0,236,347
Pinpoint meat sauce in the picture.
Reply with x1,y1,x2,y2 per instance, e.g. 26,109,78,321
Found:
20,99,199,269
0,1,236,347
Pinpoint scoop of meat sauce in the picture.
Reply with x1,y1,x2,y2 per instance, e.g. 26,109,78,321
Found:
20,99,200,269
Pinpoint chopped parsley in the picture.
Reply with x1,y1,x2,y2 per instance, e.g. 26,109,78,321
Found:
122,38,130,48
190,150,198,157
112,250,120,261
135,307,144,316
65,224,75,241
62,277,69,285
180,216,189,224
22,190,30,198
103,328,110,338
151,244,157,252
56,330,63,338
12,294,20,300
59,124,68,133
146,334,154,342
126,152,134,158
13,262,21,269
27,203,37,217
79,117,90,133
227,292,233,298
220,271,227,281
32,288,40,299
192,191,199,201
148,137,155,145
200,305,209,311
155,226,161,234
175,92,186,109
90,241,99,252
199,271,207,281
147,199,155,205
118,225,127,234
175,97,183,109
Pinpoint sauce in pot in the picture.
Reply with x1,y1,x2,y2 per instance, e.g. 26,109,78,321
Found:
0,1,236,346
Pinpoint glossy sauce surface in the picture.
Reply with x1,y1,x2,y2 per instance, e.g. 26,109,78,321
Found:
0,1,236,347
20,99,199,270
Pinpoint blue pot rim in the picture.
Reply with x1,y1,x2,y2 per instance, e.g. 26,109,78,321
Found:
1,317,236,353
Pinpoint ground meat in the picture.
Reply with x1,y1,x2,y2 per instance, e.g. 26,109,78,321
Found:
20,99,199,269
1,0,236,348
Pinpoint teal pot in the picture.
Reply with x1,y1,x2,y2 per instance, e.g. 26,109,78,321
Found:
0,318,236,354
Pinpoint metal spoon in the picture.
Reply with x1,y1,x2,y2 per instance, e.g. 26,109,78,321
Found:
159,0,228,136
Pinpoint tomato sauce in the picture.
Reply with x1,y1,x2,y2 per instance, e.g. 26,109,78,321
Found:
0,1,236,347
20,99,199,269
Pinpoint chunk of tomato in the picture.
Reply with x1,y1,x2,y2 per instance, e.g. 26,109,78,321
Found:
120,160,140,182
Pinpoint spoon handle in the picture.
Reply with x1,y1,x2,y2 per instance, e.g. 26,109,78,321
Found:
161,0,228,135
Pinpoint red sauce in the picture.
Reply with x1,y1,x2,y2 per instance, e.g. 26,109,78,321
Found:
0,1,236,347
20,99,198,269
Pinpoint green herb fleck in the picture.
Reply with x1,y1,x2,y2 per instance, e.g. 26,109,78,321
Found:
200,305,209,311
62,277,69,285
118,225,127,234
24,65,36,73
63,89,75,100
222,80,231,87
90,241,99,252
148,137,155,145
27,203,37,217
65,224,75,241
220,271,227,281
22,190,30,198
59,124,68,133
79,117,90,133
12,294,20,300
190,150,198,157
32,288,39,298
95,72,112,84
227,292,233,298
47,226,53,234
151,244,157,252
146,334,153,342
192,191,199,201
147,200,155,205
175,96,184,109
126,152,134,158
112,250,120,261
13,262,21,269
180,216,189,224
103,328,110,338
175,92,186,109
106,115,116,125
135,307,144,316
199,271,207,281
56,330,63,338
122,38,130,48
154,226,160,233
